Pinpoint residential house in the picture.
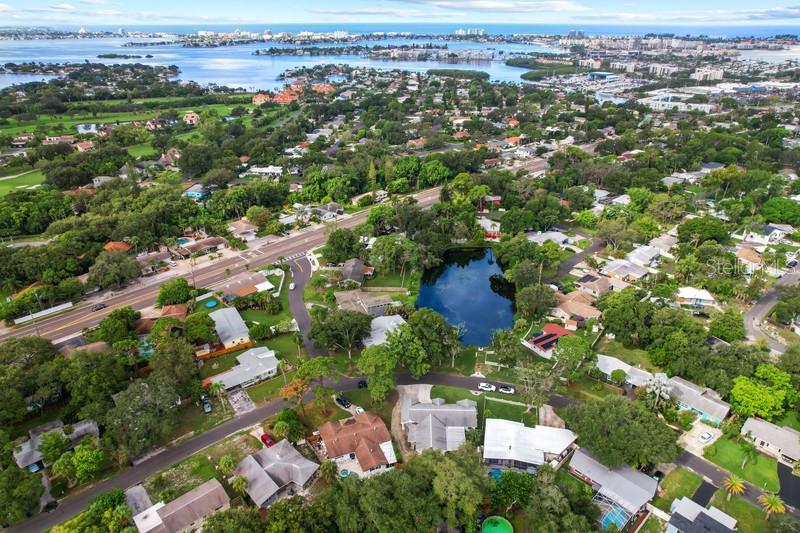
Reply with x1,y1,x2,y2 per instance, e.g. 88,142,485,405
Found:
182,184,209,201
252,93,271,106
736,248,763,275
232,440,318,508
401,398,478,452
73,140,95,153
228,219,259,242
649,234,678,259
569,449,658,531
208,308,251,350
363,315,406,347
625,245,660,268
160,304,188,321
341,258,373,286
483,419,576,472
249,165,283,179
527,231,570,247
14,420,99,471
668,376,730,424
478,218,502,240
174,236,226,258
43,135,76,145
132,479,229,533
551,291,601,323
158,149,181,168
318,412,398,474
668,497,737,533
676,287,716,307
742,223,794,245
58,341,111,358
137,247,172,275
334,290,394,317
92,175,117,187
741,417,800,464
575,273,629,297
209,347,278,391
522,323,574,359
602,259,649,282
182,112,201,126
595,355,654,387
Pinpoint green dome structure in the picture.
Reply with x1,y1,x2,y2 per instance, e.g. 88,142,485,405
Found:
482,516,513,533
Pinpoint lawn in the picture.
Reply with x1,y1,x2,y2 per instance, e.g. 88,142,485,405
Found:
595,337,661,373
431,345,477,376
126,142,156,157
199,351,241,379
163,398,231,443
638,516,665,533
652,467,703,512
708,489,768,533
0,169,45,196
337,388,397,427
240,275,293,329
246,369,297,404
363,270,421,306
704,436,780,492
563,378,618,402
430,385,537,427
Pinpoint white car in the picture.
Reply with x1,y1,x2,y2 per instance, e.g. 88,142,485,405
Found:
167,260,177,267
498,385,516,395
354,406,365,414
698,431,714,444
478,382,496,392
289,283,296,291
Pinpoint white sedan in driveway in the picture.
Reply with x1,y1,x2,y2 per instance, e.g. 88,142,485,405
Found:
698,431,714,444
478,382,496,392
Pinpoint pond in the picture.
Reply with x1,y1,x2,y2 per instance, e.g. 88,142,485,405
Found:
416,248,514,346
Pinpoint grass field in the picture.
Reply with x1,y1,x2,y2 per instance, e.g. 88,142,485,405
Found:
246,369,297,405
704,436,780,492
652,467,703,511
775,410,800,432
126,142,156,158
708,490,768,533
0,169,45,196
430,385,537,427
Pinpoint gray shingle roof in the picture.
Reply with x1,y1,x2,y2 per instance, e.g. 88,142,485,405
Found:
233,439,319,507
741,417,800,460
668,377,730,421
209,308,249,345
401,398,477,452
570,449,657,514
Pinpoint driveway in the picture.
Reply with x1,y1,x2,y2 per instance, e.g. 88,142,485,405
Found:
678,421,722,457
778,463,800,510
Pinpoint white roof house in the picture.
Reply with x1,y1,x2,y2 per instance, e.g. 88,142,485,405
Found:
483,419,576,470
741,417,800,463
603,259,649,281
649,234,678,256
569,449,657,516
526,231,570,246
209,308,250,348
676,287,715,307
668,376,730,424
363,315,407,347
625,245,660,268
595,355,653,388
210,347,278,391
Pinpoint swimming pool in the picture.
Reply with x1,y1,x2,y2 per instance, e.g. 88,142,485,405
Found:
601,507,628,530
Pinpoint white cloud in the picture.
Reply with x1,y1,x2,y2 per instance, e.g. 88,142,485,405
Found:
311,6,430,17
398,0,586,13
80,0,111,4
0,3,12,11
50,3,77,11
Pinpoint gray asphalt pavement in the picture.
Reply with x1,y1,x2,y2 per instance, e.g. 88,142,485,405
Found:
744,271,800,354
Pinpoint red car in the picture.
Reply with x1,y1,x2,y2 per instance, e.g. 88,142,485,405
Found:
260,434,275,447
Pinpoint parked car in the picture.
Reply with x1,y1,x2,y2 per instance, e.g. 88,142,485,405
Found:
698,431,714,444
335,396,352,409
355,406,365,414
91,303,107,312
478,383,496,392
167,260,177,267
201,396,212,414
261,433,275,447
357,380,368,388
289,282,296,291
498,385,516,395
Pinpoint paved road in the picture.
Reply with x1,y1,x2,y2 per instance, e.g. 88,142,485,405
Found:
676,451,800,519
11,372,569,533
287,257,326,357
743,271,800,354
0,187,442,344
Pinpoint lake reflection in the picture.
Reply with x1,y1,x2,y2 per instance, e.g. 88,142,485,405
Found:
416,248,514,346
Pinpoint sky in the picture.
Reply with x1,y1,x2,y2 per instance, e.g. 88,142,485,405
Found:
2,0,800,27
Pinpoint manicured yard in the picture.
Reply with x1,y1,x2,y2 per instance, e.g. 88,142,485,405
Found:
0,169,45,196
563,378,618,402
430,385,537,427
246,369,297,404
163,398,231,443
126,142,156,157
199,351,241,379
653,467,703,511
704,436,780,492
638,516,665,533
708,490,768,533
595,337,661,373
431,346,477,376
362,270,421,307
338,388,397,427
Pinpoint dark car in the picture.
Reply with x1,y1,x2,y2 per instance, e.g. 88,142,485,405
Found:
357,380,368,389
335,396,352,409
91,303,107,312
261,433,275,447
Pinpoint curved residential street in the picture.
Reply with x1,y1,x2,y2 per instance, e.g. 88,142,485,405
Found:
744,271,800,354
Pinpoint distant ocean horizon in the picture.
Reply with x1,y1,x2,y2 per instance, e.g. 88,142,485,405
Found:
14,23,800,39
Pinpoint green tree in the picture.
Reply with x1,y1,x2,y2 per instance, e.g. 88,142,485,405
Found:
730,363,796,420
723,474,745,501
183,313,216,345
385,324,430,379
51,451,77,486
516,284,557,321
432,444,487,528
149,337,197,396
491,469,535,513
309,309,372,359
0,465,44,525
562,396,679,467
759,493,786,518
87,251,141,289
408,308,460,368
72,439,105,484
357,345,396,404
419,159,450,187
709,308,746,342
204,508,263,533
323,228,361,264
230,475,248,496
156,278,192,307
218,453,237,477
37,430,72,464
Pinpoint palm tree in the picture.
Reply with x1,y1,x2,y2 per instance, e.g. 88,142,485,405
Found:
230,475,248,496
320,460,338,484
722,474,745,501
740,440,758,470
218,453,237,477
208,382,228,416
646,373,671,411
758,493,785,518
